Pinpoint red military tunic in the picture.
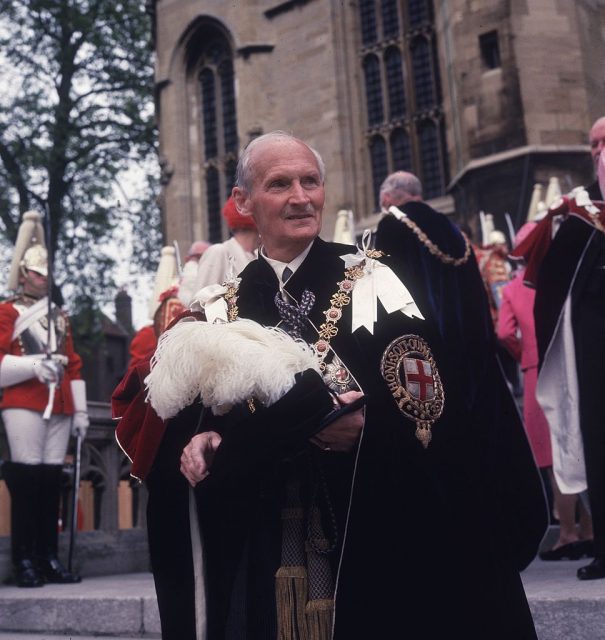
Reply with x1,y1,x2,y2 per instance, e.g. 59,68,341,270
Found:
128,324,157,369
0,296,82,415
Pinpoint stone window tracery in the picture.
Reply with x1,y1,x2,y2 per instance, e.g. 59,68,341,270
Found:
359,0,447,203
196,33,238,242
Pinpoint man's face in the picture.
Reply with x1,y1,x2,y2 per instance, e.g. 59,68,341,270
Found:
22,269,47,298
233,138,324,262
589,118,605,169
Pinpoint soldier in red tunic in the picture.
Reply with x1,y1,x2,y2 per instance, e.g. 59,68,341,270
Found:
0,212,88,587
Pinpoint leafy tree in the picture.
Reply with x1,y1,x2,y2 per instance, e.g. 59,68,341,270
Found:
0,0,161,309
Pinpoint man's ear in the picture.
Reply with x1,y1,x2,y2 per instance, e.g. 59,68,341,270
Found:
232,187,254,218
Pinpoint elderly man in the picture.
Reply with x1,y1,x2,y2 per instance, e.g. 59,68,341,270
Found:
588,116,605,200
520,134,605,581
139,133,546,639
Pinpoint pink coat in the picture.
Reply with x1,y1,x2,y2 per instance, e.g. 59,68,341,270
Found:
497,270,552,468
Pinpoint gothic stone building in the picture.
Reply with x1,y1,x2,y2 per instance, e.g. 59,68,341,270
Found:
151,0,605,247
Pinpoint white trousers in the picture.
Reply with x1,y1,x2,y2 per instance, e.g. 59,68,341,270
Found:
2,409,71,465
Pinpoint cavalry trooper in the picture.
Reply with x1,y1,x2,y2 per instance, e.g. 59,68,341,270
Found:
0,211,88,587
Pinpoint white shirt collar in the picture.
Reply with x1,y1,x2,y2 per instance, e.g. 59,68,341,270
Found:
261,241,314,283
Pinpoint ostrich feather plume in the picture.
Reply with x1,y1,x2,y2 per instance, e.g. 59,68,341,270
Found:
145,318,320,420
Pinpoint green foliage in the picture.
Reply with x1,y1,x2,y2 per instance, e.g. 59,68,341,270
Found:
0,0,161,310
69,292,105,362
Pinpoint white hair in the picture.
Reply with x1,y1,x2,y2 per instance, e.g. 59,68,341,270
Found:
235,130,326,193
379,171,423,208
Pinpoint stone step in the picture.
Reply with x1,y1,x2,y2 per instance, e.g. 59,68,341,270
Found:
0,573,160,638
0,558,603,639
523,557,605,640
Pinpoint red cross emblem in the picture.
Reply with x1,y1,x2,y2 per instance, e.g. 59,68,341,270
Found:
403,357,434,401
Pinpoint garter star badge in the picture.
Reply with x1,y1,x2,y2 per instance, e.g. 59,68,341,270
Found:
380,335,444,448
323,354,354,394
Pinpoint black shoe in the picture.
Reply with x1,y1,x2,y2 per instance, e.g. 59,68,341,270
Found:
577,540,595,558
14,558,44,588
38,555,82,584
539,540,592,561
577,556,605,580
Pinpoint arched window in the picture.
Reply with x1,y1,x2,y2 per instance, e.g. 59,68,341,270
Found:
358,0,447,201
390,128,411,171
219,59,237,155
224,158,237,201
200,68,217,159
360,0,378,45
407,0,432,28
370,135,388,205
205,166,221,242
411,36,435,110
381,0,399,38
384,47,406,119
195,31,238,242
363,55,384,126
418,120,443,199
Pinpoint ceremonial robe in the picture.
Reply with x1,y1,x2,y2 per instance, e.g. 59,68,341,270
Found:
190,237,545,639
534,212,605,558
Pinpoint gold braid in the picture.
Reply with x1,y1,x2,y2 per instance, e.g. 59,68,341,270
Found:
395,214,472,266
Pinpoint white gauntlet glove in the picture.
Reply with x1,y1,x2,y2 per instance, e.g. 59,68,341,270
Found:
0,354,59,387
70,379,90,438
34,357,65,384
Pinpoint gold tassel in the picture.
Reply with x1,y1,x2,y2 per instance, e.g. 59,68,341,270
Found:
275,565,309,640
305,598,334,640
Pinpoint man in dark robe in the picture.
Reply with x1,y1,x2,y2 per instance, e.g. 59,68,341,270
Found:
172,132,546,639
587,116,605,200
373,170,492,409
518,146,605,580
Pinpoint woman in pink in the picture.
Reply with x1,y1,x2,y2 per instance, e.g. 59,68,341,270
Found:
498,222,593,560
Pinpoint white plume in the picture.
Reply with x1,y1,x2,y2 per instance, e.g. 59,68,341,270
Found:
145,318,320,420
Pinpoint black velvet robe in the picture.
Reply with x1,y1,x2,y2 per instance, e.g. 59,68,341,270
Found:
194,237,546,639
534,213,605,559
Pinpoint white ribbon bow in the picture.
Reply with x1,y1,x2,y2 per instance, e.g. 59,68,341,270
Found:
189,257,243,324
340,230,424,334
571,186,600,216
189,284,238,327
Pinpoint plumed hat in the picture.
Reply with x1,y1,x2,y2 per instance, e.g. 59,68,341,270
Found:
148,246,179,320
8,210,47,291
223,196,257,231
488,230,507,246
333,209,356,244
544,176,562,208
526,184,543,223
21,245,48,277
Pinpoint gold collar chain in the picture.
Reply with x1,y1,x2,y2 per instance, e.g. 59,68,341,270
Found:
220,254,383,373
393,213,472,266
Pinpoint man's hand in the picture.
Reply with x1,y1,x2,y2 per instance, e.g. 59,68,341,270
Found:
180,431,223,487
71,412,89,438
33,358,64,384
310,390,365,453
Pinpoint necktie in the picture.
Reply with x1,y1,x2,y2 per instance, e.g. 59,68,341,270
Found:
282,266,293,283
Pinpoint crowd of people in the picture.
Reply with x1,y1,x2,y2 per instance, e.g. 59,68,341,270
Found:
1,116,603,640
